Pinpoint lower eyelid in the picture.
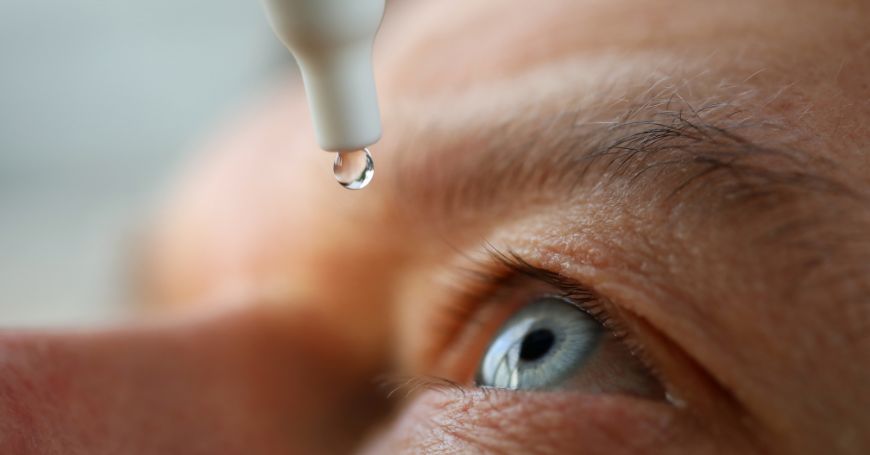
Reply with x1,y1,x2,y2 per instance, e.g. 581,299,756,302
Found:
370,388,682,454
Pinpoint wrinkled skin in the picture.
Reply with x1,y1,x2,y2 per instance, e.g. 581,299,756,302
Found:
2,0,869,454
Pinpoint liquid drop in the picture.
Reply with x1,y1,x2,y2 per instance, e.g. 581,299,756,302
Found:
333,148,374,190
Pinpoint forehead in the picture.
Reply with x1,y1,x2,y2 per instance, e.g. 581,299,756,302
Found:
376,0,869,173
379,0,812,85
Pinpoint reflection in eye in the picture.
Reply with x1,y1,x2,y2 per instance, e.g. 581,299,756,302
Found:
475,296,663,397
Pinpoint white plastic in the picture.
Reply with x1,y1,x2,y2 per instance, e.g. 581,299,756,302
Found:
262,0,385,152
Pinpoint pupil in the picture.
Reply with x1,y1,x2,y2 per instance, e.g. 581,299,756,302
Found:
519,328,555,361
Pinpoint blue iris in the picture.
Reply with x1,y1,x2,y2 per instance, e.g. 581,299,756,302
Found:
475,297,602,389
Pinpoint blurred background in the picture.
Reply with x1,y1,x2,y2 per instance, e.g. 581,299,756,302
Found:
0,0,289,325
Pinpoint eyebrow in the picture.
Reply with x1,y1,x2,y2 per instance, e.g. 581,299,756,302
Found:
392,91,860,241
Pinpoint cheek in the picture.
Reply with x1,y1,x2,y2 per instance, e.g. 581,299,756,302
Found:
360,389,753,455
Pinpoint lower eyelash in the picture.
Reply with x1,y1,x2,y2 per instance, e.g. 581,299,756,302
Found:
377,374,468,401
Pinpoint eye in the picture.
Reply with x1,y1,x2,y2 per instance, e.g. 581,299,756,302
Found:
475,297,600,389
475,296,663,397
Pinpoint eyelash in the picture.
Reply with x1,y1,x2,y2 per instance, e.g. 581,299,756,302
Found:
463,247,620,330
431,247,640,377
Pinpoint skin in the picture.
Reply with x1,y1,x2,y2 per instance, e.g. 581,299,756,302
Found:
2,0,869,453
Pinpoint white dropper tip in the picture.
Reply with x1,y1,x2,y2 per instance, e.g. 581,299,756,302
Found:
262,0,385,152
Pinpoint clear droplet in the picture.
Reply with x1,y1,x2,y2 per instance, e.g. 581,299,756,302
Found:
333,148,374,190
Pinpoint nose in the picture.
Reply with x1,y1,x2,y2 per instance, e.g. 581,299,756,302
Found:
0,304,388,454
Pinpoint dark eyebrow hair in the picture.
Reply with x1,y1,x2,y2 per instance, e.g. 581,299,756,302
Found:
395,95,861,226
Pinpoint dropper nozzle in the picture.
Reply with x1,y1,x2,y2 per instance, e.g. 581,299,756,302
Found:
261,0,385,152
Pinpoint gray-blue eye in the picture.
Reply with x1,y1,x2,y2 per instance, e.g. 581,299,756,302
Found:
474,296,663,396
475,297,602,390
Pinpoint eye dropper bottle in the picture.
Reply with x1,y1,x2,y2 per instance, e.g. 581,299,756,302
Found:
261,0,385,190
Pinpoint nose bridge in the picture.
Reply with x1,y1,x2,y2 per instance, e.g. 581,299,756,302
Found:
234,304,393,453
0,305,391,454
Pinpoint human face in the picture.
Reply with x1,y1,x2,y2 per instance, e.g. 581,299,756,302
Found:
145,0,870,452
4,0,868,454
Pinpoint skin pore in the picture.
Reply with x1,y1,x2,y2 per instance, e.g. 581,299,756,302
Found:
1,0,868,454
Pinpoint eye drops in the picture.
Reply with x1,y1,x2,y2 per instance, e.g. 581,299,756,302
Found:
333,148,375,190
